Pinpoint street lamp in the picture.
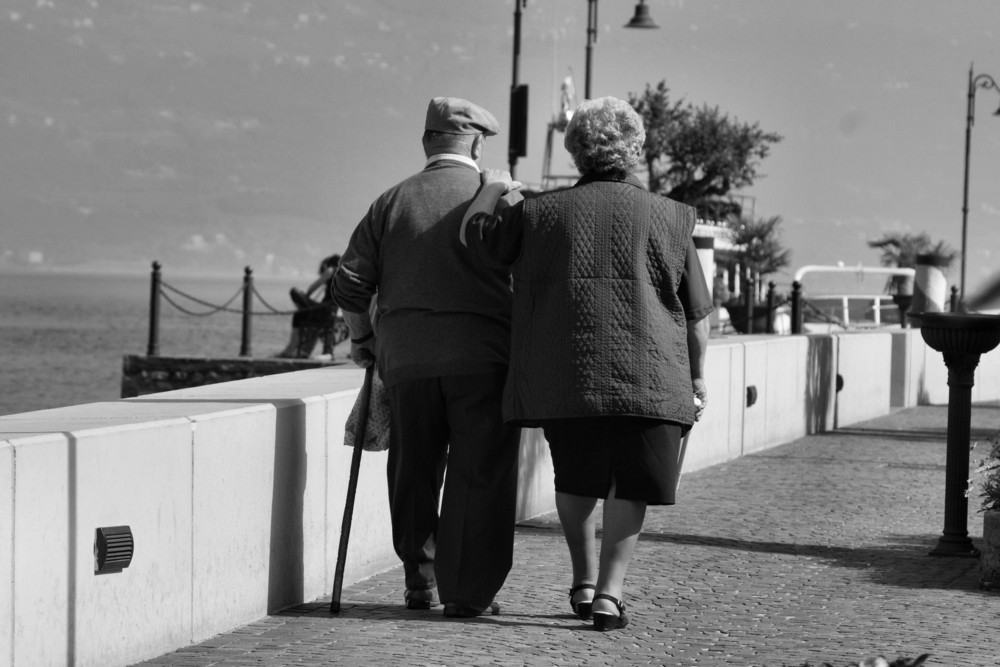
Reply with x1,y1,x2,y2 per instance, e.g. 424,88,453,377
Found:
510,0,659,175
585,0,659,100
959,63,1000,303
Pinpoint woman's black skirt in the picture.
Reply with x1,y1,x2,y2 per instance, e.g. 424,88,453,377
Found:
541,416,687,505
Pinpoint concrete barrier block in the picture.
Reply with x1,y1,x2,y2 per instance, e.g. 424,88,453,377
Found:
913,332,1000,405
684,341,744,471
11,434,71,667
297,396,334,608
889,330,913,408
764,336,810,446
260,396,331,614
914,335,948,405
190,405,277,641
973,345,1000,403
803,335,837,433
0,442,12,667
742,340,770,454
834,332,893,427
325,389,396,591
12,422,193,667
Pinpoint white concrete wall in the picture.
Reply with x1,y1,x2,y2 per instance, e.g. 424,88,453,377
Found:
3,330,1000,666
910,333,1000,405
833,331,893,427
1,442,13,667
683,341,745,471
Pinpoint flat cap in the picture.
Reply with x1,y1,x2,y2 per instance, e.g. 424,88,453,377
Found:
424,97,499,136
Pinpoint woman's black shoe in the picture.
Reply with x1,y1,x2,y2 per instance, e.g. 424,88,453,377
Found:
591,594,628,631
568,584,596,620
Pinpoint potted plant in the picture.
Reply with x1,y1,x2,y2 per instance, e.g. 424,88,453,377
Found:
867,233,958,318
721,215,791,334
969,430,1000,590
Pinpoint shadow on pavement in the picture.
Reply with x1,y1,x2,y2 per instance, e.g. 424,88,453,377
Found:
637,530,989,593
275,600,591,630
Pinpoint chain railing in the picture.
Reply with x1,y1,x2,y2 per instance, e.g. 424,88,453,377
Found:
145,261,309,358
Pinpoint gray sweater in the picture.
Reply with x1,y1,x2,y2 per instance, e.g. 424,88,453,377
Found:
334,159,521,387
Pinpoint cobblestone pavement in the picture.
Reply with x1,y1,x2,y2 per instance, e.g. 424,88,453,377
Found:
136,404,1000,666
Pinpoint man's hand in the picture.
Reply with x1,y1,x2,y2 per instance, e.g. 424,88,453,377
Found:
692,377,708,422
350,338,376,368
481,168,522,194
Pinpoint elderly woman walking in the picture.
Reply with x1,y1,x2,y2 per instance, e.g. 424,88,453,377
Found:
460,96,712,631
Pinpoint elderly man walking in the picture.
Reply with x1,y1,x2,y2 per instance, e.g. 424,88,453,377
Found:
333,97,523,618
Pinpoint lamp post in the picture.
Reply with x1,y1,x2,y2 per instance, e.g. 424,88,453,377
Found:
509,0,658,175
959,63,1000,304
585,0,659,100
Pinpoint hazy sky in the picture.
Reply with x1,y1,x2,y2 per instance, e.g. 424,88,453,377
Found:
2,0,1000,296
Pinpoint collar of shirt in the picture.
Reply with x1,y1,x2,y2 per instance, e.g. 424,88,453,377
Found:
424,153,480,172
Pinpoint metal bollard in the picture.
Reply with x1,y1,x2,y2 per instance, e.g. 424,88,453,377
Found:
791,281,803,334
147,261,161,356
240,266,253,357
766,281,777,333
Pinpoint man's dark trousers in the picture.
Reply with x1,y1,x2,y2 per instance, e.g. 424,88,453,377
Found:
386,371,521,610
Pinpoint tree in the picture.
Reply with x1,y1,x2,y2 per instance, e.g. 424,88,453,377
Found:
629,81,783,221
628,81,687,197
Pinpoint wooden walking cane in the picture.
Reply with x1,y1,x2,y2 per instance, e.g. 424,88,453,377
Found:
330,364,375,613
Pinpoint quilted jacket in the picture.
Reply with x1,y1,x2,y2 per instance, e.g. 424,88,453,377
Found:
472,173,706,427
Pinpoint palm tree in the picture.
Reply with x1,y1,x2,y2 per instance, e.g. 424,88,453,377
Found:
721,215,792,333
867,233,957,294
727,215,792,298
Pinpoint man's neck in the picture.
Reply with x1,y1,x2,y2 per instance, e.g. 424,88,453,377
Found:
425,153,479,171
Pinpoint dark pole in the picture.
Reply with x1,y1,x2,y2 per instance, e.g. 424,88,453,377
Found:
744,276,756,334
960,65,975,304
585,0,597,100
240,266,253,357
147,260,161,356
791,280,803,334
960,64,1000,304
509,0,524,177
766,281,776,334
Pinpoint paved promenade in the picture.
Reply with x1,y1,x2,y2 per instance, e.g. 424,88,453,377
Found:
136,404,1000,667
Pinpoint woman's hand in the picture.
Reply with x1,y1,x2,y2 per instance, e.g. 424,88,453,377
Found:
692,378,708,421
480,168,522,194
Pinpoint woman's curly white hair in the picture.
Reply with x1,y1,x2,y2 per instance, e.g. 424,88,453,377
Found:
564,96,645,177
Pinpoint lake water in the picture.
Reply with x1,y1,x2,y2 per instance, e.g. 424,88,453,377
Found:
0,269,306,416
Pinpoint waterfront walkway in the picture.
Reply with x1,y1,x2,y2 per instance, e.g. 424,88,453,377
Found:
136,404,1000,667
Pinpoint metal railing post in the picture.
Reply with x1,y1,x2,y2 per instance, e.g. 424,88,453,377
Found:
147,261,161,356
791,280,803,334
766,281,776,333
240,266,253,357
744,276,756,334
